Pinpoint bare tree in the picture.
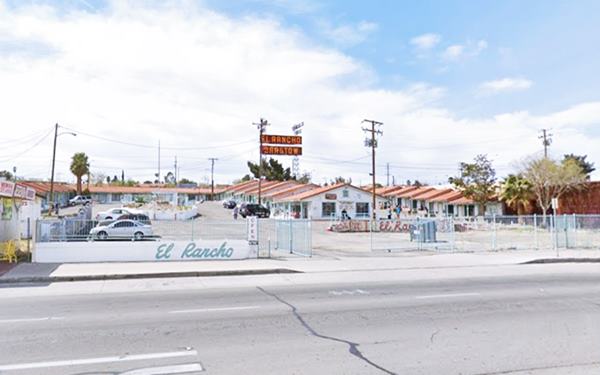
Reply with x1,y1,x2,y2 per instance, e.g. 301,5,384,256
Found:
522,157,586,223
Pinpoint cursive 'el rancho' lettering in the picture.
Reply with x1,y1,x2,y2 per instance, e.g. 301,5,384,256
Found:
180,241,235,259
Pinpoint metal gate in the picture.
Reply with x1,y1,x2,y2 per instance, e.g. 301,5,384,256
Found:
275,219,312,257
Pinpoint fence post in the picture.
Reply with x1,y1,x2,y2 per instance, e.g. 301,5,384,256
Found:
289,219,293,254
492,213,497,251
572,213,577,248
533,214,538,250
563,214,568,249
191,218,195,241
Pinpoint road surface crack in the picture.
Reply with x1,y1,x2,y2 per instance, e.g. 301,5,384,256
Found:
430,329,440,344
257,286,397,375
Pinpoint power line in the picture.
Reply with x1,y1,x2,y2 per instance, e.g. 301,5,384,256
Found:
60,125,255,151
0,128,54,163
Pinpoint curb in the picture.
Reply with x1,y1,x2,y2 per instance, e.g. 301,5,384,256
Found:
0,268,301,285
522,258,600,264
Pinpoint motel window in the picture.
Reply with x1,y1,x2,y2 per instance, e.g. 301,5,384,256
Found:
342,189,349,198
356,202,369,217
322,202,336,218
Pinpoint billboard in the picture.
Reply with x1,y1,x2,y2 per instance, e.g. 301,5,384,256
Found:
261,135,302,145
261,145,302,156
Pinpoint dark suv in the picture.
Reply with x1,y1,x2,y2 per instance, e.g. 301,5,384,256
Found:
239,203,270,218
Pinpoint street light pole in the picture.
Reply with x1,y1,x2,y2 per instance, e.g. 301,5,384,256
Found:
48,124,77,216
49,123,58,216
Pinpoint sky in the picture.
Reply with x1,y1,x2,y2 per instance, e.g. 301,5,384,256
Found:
1,0,600,186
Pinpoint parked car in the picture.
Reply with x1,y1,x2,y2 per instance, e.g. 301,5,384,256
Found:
222,200,237,209
239,203,270,218
69,195,92,206
96,207,143,221
117,213,151,225
89,219,153,241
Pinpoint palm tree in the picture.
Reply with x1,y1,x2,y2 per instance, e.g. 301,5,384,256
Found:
70,152,90,195
500,174,534,216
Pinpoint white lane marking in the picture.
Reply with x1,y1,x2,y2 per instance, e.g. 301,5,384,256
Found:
329,289,370,296
169,305,260,314
119,363,204,374
0,316,65,324
415,292,481,300
0,350,198,371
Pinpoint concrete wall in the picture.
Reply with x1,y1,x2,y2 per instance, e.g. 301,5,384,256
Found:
34,239,254,263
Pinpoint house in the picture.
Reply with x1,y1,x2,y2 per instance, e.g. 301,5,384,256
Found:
20,181,75,211
87,185,226,206
272,183,386,220
0,180,39,242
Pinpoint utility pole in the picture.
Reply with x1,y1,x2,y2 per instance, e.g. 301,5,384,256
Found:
539,129,553,158
253,118,269,205
49,123,76,216
362,119,383,220
174,156,178,184
208,158,218,201
156,140,161,184
386,162,390,186
49,123,58,216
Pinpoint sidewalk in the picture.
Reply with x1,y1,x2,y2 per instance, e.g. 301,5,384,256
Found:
1,249,600,284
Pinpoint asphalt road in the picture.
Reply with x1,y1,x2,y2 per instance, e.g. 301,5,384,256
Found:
1,272,600,374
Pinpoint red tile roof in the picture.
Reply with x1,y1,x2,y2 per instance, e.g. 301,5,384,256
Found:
266,183,319,199
411,188,453,201
276,183,383,202
395,186,435,199
448,195,475,205
20,181,75,194
428,190,464,203
375,185,406,195
384,186,418,197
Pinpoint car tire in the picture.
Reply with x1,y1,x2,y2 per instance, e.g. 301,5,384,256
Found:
105,216,112,220
97,231,108,240
134,231,144,241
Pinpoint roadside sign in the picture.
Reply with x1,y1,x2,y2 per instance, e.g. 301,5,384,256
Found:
261,134,302,145
551,198,559,210
261,145,302,156
247,216,258,243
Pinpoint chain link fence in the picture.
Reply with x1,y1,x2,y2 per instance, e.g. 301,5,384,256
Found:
311,215,600,254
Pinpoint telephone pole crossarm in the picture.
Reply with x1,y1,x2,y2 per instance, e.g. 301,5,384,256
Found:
362,119,383,221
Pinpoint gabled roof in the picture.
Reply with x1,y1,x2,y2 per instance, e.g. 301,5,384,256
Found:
412,188,453,201
236,180,281,195
394,186,435,199
266,183,319,199
385,186,418,197
428,190,464,203
276,183,383,202
448,195,475,205
20,181,75,194
224,180,259,193
375,185,406,195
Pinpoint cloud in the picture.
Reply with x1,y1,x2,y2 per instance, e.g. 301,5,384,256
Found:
0,2,599,184
442,44,464,60
441,39,487,62
410,33,441,50
321,20,378,47
480,78,533,93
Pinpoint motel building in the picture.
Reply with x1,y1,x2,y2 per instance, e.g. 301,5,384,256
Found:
377,185,504,217
271,183,386,220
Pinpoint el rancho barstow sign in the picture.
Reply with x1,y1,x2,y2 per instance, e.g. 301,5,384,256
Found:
261,134,302,156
